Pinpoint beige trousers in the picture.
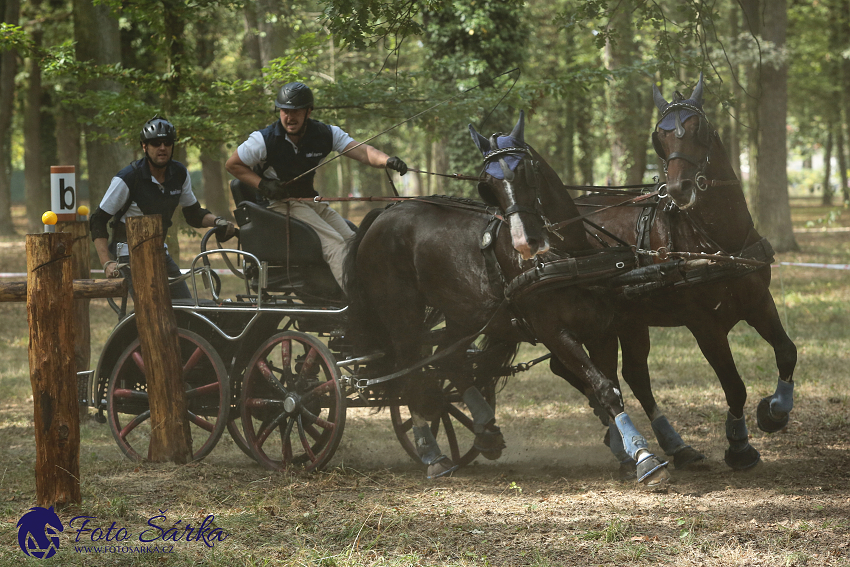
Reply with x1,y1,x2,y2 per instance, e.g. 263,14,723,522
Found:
268,200,355,288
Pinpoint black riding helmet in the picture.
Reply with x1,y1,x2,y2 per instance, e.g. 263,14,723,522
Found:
139,116,176,145
275,82,314,110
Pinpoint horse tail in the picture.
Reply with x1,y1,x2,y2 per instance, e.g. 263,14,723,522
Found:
343,207,388,355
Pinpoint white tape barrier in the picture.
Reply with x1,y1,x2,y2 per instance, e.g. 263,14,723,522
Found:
775,262,850,271
0,268,236,277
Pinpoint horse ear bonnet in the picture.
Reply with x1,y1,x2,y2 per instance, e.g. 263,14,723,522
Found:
652,73,712,155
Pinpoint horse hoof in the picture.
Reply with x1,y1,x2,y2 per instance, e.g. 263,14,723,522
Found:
672,445,706,469
426,455,459,479
756,397,789,433
474,426,506,460
636,455,669,487
724,444,761,471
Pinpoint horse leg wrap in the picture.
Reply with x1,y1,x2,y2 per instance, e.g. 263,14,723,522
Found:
413,425,443,466
651,415,705,469
607,423,633,463
413,425,459,479
613,413,649,461
724,411,760,470
757,378,794,433
650,415,686,455
463,387,496,434
463,387,504,459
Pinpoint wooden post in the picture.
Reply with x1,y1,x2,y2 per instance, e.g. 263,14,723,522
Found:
56,219,90,418
126,215,192,463
26,231,81,507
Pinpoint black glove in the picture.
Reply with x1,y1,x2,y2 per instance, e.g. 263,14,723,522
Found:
213,217,237,242
386,156,408,176
257,178,288,199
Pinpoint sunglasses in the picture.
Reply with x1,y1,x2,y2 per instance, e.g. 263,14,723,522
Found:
147,139,174,148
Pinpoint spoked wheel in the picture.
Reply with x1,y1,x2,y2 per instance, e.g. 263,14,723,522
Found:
106,329,230,461
391,378,497,468
240,331,346,472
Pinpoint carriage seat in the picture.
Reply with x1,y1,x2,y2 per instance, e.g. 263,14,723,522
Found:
230,180,343,299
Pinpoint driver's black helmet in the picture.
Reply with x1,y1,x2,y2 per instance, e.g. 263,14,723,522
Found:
274,82,314,110
139,116,176,144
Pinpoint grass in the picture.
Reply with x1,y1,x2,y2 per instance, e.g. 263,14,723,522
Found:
0,204,848,565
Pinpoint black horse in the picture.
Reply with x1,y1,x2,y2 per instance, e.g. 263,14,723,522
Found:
565,75,796,471
344,112,670,485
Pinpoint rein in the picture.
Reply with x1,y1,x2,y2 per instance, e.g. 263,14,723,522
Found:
546,189,662,233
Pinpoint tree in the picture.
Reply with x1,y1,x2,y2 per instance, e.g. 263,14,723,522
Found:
603,1,651,185
72,0,132,211
0,0,20,235
753,0,798,252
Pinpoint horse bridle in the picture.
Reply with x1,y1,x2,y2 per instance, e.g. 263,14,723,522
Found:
652,102,715,209
479,139,544,220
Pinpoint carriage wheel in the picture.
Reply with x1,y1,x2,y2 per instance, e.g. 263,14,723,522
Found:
106,329,230,462
240,331,346,472
390,378,497,468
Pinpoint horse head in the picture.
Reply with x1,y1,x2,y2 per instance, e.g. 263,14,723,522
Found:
651,73,719,211
469,111,550,260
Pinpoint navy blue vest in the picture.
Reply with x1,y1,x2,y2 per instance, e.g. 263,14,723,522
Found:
259,118,334,198
111,158,190,241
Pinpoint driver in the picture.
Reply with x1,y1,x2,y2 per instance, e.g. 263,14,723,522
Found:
225,81,408,289
90,116,236,299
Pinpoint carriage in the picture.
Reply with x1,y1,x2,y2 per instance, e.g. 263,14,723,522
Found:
86,182,527,473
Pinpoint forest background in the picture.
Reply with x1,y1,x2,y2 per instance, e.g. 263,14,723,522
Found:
0,0,846,257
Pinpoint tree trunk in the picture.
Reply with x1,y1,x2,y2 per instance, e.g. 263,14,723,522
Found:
0,0,19,235
754,0,797,251
200,148,233,221
576,89,594,187
604,0,650,185
430,138,449,194
740,0,761,201
241,1,264,72
822,129,833,206
727,5,743,181
563,97,576,186
24,17,45,234
836,120,847,205
73,0,133,211
55,104,81,175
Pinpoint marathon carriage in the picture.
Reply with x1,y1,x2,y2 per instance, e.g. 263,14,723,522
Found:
87,110,715,487
87,180,535,473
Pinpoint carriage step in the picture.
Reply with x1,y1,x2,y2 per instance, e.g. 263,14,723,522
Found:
77,370,95,407
336,351,386,367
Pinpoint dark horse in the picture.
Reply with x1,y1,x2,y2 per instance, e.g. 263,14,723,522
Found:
344,112,670,485
562,75,797,471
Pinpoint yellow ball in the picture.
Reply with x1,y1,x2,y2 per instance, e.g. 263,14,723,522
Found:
42,211,57,225
77,205,90,216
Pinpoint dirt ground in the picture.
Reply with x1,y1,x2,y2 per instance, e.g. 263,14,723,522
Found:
0,206,849,566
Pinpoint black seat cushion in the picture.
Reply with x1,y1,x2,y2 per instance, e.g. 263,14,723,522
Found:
235,201,326,266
